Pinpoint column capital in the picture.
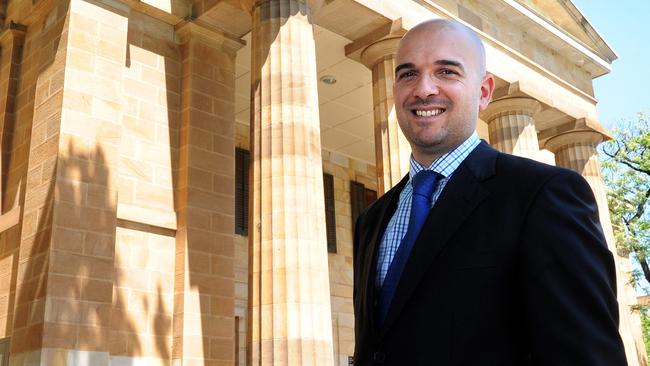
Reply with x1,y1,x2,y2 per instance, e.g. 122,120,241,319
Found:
537,117,613,146
544,130,604,153
345,18,405,67
175,19,245,54
359,36,402,69
481,97,541,123
245,0,324,15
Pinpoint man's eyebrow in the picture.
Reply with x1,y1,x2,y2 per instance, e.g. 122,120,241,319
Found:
395,63,415,75
395,60,465,75
435,59,464,72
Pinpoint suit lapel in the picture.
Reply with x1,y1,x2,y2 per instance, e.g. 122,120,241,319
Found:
360,175,409,335
380,142,498,335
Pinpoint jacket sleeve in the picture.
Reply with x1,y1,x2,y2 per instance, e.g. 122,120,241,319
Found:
520,169,628,365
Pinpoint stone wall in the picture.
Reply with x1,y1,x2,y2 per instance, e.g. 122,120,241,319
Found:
322,151,376,366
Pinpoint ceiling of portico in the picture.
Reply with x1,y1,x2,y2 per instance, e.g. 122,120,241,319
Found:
234,25,377,165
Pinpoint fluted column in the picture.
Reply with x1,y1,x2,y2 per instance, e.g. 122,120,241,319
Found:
360,37,410,194
248,1,334,365
482,97,541,159
546,130,648,366
545,131,607,209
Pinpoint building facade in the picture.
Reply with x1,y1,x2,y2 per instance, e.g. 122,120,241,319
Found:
0,0,645,365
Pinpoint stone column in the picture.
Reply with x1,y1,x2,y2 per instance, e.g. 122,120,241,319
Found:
545,131,607,209
545,130,648,366
359,37,410,194
248,1,334,365
173,22,244,366
482,97,541,159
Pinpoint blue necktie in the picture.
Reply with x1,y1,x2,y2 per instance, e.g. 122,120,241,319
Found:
377,170,441,326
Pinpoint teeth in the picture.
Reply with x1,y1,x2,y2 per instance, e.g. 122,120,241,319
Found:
415,109,443,117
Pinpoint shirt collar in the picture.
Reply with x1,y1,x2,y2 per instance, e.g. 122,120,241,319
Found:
409,132,481,180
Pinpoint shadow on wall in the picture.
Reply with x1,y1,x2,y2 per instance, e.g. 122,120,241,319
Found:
123,7,180,364
17,137,174,360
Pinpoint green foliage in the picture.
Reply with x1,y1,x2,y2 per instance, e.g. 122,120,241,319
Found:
601,112,650,289
640,308,650,357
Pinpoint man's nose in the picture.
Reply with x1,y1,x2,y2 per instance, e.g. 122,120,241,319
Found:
413,75,440,100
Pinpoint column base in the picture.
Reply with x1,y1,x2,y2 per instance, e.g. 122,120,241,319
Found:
9,349,178,366
10,349,111,366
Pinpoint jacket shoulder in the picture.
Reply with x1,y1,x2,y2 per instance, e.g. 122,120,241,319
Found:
493,150,583,184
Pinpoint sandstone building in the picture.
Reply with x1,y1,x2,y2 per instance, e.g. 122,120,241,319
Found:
0,0,645,365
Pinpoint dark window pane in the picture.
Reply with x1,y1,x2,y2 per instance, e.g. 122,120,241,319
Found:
323,173,337,253
235,148,249,235
351,180,377,236
350,181,366,233
365,188,377,207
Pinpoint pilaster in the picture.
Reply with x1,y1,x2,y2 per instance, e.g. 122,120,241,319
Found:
248,0,334,365
173,20,244,366
0,23,25,213
11,0,128,364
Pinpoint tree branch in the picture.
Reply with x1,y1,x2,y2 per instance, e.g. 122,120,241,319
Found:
639,255,650,286
616,157,650,175
631,187,650,222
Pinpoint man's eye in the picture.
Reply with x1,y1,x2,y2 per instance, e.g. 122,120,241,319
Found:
440,69,458,76
398,71,416,80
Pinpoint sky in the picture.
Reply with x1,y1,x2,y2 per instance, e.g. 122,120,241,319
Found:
571,0,650,128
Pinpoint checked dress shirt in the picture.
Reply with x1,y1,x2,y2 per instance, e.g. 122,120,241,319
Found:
375,132,481,288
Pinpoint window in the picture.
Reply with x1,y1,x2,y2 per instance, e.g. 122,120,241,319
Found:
323,173,337,253
235,148,249,235
350,181,377,234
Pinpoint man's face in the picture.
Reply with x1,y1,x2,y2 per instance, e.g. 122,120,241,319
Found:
393,25,494,163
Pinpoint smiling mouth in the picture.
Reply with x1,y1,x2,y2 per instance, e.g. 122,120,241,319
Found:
412,108,445,117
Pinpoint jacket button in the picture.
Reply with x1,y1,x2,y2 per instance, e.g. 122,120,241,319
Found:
373,351,386,363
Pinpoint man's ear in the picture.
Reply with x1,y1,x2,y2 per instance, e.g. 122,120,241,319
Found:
478,73,495,111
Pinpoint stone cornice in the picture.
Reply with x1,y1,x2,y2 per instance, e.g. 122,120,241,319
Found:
539,0,616,62
498,0,612,75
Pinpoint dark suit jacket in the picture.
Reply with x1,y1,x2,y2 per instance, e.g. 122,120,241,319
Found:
353,142,627,365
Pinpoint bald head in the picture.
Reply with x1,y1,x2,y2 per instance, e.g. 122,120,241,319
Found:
391,18,495,165
398,19,487,78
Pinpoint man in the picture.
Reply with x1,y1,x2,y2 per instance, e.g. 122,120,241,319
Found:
352,19,627,365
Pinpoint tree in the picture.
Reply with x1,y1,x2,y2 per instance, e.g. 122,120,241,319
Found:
601,112,650,288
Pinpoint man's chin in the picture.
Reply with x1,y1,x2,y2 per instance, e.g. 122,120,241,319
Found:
411,135,446,151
